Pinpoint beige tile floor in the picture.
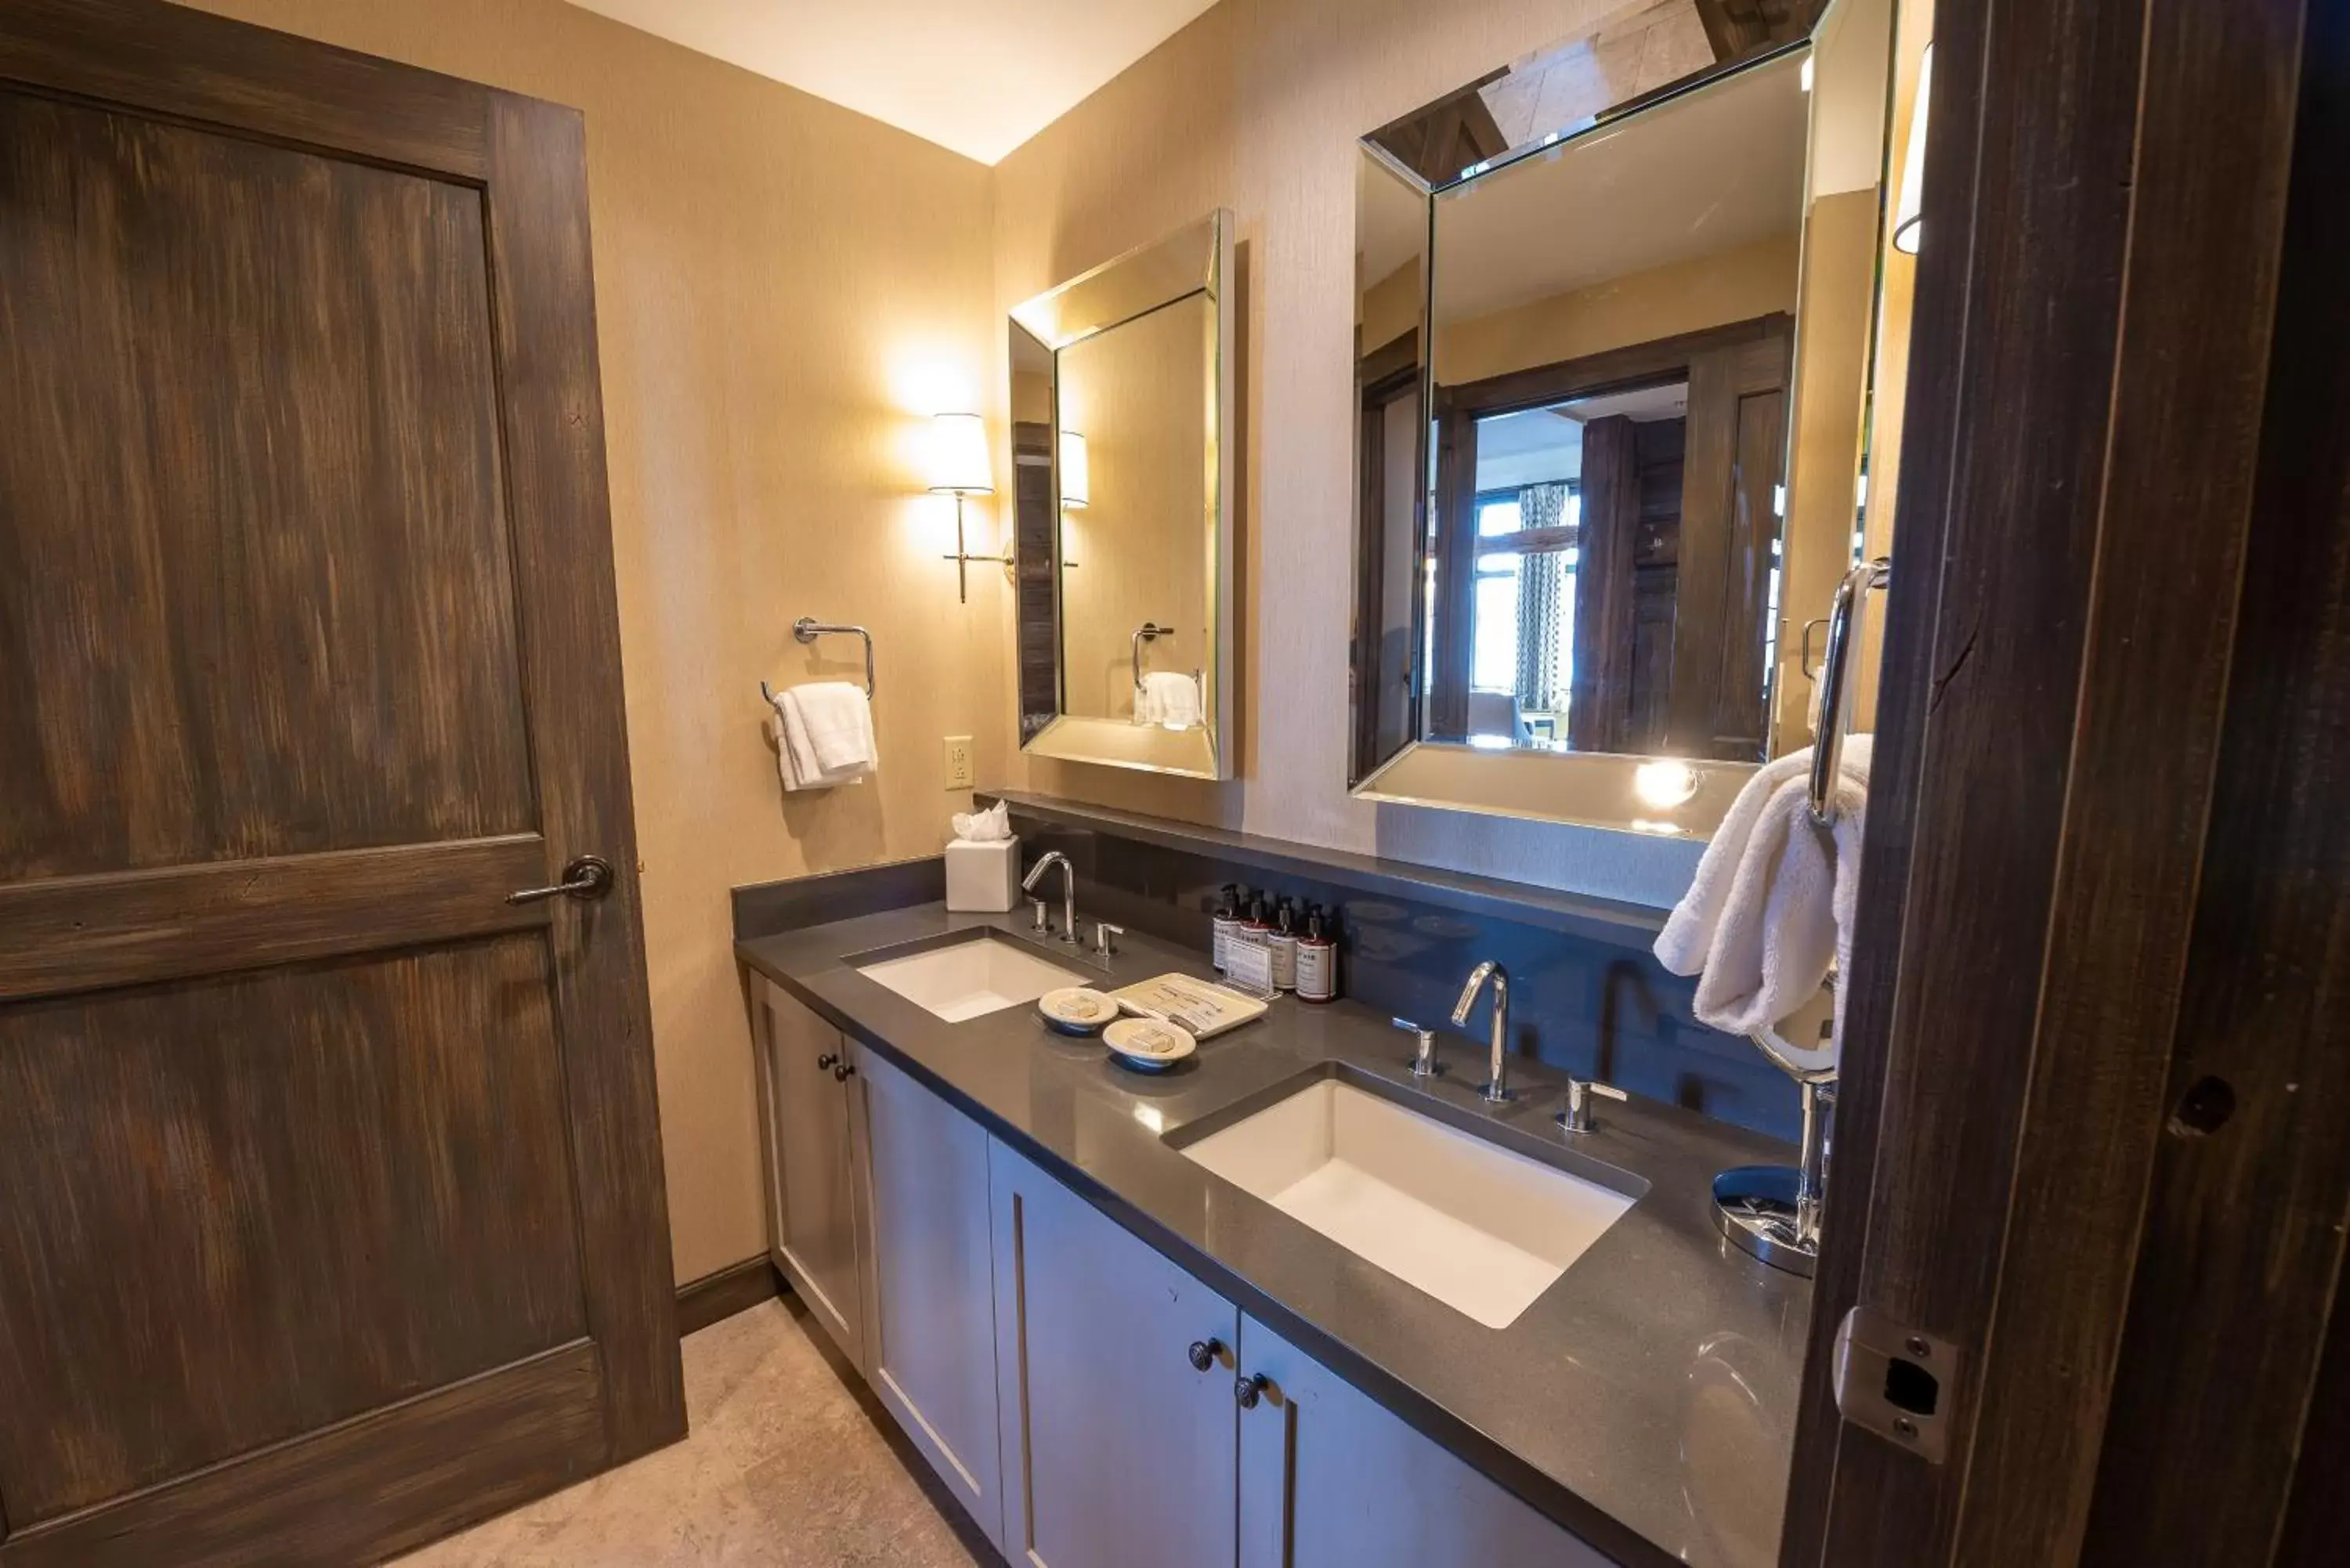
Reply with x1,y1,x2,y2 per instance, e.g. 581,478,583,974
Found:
396,1298,993,1567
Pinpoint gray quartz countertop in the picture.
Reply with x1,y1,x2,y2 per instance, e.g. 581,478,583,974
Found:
736,904,1811,1568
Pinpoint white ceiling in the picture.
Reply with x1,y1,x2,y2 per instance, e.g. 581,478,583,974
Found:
564,0,1221,164
1434,52,1809,323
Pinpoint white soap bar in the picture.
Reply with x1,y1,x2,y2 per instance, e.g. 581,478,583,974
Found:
945,836,1021,912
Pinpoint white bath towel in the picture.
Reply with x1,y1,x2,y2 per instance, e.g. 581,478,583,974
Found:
769,681,877,791
1137,670,1202,731
1654,736,1872,1060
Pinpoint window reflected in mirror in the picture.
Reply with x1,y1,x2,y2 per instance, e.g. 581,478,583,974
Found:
1423,52,1804,767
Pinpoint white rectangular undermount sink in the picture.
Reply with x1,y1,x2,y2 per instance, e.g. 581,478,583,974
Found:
1178,1078,1637,1328
855,935,1088,1023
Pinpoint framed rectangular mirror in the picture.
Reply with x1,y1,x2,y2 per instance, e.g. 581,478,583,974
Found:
1010,211,1237,780
1350,0,1922,837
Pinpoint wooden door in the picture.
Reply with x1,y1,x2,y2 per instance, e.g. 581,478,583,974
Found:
758,982,866,1368
858,1046,1007,1549
1778,0,2340,1564
1235,1316,1607,1568
989,1138,1240,1568
0,3,682,1564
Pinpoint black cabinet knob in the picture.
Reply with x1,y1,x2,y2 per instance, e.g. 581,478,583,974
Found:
1188,1338,1225,1373
1235,1372,1271,1409
816,1053,839,1072
833,1061,857,1082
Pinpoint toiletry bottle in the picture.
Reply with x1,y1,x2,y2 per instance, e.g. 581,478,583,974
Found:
1297,905,1338,1003
1269,897,1299,992
1211,884,1242,972
1242,894,1271,970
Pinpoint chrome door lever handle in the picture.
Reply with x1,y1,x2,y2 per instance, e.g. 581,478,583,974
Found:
508,854,615,905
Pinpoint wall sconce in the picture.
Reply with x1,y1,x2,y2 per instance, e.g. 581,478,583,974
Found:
1058,429,1090,510
929,412,1003,604
1891,42,1932,255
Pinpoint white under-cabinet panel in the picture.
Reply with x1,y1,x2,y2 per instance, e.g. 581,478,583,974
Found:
855,1045,1007,1552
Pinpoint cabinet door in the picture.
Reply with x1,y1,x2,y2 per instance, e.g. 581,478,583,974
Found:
857,1045,1007,1549
990,1139,1240,1568
759,980,864,1367
1236,1315,1611,1568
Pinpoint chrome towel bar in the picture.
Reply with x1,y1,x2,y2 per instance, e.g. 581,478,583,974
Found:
761,617,875,703
1809,558,1890,826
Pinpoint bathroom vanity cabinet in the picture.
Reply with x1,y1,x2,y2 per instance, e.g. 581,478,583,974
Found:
752,979,1607,1568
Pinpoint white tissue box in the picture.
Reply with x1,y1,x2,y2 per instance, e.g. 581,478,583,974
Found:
945,837,1021,912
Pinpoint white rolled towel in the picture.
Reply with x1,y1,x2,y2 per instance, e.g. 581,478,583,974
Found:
1141,670,1202,731
1654,736,1871,1060
769,681,877,791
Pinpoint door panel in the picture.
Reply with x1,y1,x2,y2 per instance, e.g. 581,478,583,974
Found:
859,1046,1005,1544
0,2,680,1560
1235,1316,1607,1568
990,1138,1239,1568
0,88,534,882
0,936,587,1522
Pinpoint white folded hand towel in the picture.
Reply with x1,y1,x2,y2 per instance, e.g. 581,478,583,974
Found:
769,681,877,791
1654,736,1872,1058
1141,670,1202,731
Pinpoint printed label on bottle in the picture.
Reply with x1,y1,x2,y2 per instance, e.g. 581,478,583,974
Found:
1296,943,1335,1001
1270,933,1298,991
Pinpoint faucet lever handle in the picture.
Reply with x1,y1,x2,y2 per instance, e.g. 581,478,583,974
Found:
1392,1017,1444,1078
1558,1077,1629,1133
1093,920,1124,956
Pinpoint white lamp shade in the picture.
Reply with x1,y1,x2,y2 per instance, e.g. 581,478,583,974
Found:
927,412,994,495
1059,430,1090,509
1891,43,1932,256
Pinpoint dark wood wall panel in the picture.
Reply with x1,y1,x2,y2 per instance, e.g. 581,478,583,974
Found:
0,89,534,883
0,835,549,1002
0,1342,603,1568
482,89,685,1463
0,0,490,180
0,934,588,1523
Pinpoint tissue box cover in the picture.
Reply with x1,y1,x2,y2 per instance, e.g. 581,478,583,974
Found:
945,837,1021,912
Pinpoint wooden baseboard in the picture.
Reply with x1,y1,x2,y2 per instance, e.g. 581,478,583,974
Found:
674,1256,785,1337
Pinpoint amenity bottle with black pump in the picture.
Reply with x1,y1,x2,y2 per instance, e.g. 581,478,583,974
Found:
1211,883,1242,972
1296,905,1338,1002
1270,897,1299,992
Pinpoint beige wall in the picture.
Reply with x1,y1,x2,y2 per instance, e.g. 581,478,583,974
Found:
179,0,1004,1285
1433,231,1801,385
990,0,1705,902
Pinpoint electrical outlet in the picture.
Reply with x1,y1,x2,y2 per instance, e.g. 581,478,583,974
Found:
942,735,974,790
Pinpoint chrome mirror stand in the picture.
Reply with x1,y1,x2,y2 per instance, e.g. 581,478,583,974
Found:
1714,981,1838,1278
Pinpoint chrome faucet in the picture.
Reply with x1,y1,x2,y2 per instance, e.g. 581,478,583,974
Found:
1021,851,1079,943
1452,959,1514,1104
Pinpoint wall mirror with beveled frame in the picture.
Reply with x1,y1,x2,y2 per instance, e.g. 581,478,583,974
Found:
1010,211,1237,780
1350,0,1927,838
